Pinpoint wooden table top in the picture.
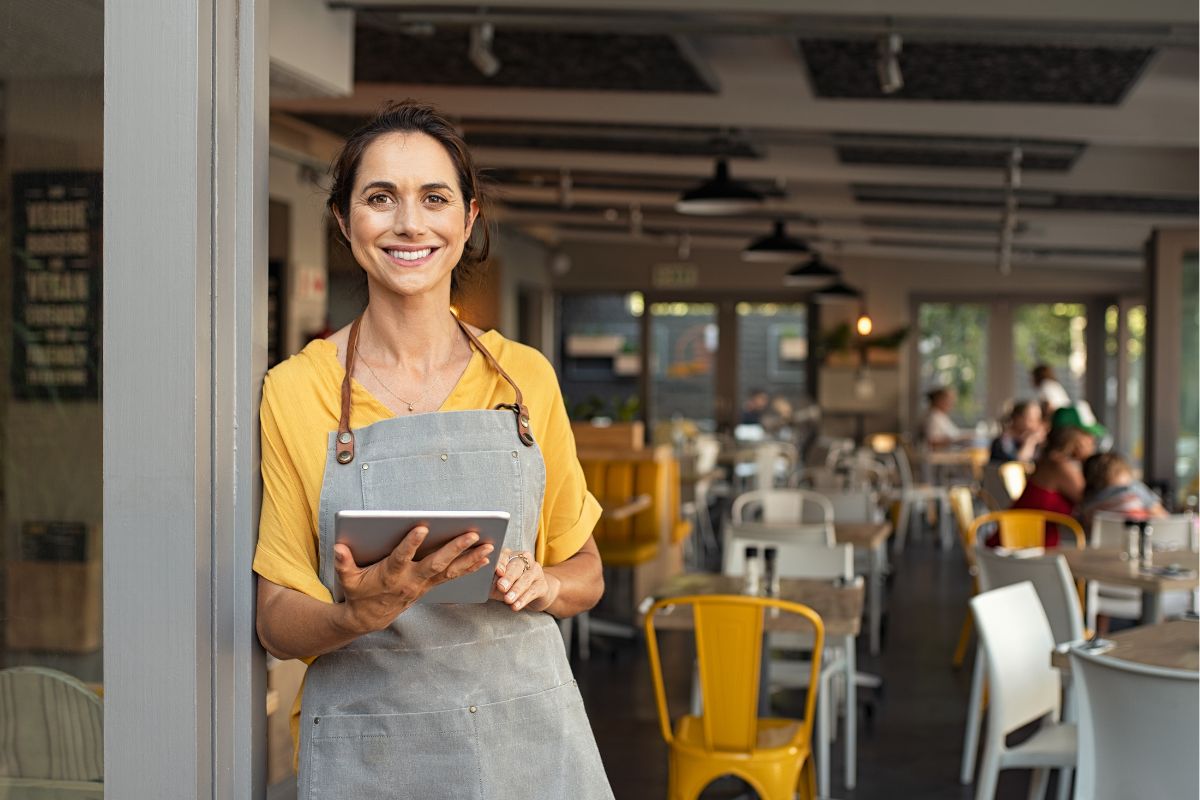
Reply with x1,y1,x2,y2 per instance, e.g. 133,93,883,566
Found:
920,449,983,466
729,520,893,551
1052,619,1199,673
647,572,864,637
600,494,652,521
1061,548,1200,592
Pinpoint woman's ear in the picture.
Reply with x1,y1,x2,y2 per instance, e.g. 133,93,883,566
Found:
464,198,479,236
332,206,350,242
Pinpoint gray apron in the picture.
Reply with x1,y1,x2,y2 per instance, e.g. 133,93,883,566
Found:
297,316,613,800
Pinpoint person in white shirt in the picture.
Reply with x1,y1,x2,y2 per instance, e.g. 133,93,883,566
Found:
921,387,971,449
1031,363,1070,413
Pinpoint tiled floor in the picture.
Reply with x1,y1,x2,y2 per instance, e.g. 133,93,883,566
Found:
576,528,1058,800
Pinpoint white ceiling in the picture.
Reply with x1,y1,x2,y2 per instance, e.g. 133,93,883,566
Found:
273,0,1199,272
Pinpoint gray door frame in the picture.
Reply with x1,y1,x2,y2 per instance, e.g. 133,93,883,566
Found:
104,0,267,796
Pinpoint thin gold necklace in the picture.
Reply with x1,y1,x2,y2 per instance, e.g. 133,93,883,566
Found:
354,343,441,413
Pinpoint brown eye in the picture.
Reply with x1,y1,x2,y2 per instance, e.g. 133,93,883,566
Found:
367,193,393,207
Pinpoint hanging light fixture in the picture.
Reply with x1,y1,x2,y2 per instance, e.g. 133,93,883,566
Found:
812,279,862,303
856,308,874,336
674,158,764,215
783,253,841,287
742,219,812,262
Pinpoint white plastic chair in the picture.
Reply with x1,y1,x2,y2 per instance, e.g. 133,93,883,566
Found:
1086,512,1198,629
1070,646,1199,800
811,488,883,525
720,539,855,800
969,582,1077,800
888,440,951,551
0,666,104,796
963,551,1084,796
730,488,836,546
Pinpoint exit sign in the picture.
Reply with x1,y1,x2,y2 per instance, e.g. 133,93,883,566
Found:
652,262,698,288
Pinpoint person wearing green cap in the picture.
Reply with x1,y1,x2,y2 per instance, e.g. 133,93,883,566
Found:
1050,401,1109,441
989,425,1097,547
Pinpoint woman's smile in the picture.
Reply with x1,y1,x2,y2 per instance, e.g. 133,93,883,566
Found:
381,245,440,268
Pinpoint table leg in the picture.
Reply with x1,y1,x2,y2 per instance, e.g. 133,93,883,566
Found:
939,495,953,550
845,634,857,790
1141,590,1164,625
869,544,884,655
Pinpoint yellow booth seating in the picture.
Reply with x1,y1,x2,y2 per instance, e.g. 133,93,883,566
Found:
579,445,692,623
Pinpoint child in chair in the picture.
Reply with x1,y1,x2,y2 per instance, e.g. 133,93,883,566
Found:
1077,452,1166,532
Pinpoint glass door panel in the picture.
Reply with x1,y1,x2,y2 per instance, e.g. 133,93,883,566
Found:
1013,302,1087,406
649,301,717,432
917,303,989,425
736,302,808,429
1,0,106,786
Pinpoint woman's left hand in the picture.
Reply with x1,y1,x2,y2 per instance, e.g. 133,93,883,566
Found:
492,549,560,612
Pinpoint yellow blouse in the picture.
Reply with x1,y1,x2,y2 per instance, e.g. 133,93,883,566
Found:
253,330,601,601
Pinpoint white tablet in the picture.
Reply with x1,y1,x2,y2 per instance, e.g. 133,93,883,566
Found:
333,510,510,604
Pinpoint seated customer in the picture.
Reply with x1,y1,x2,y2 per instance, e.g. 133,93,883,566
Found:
1077,452,1166,531
987,425,1095,547
921,387,972,449
989,400,1045,463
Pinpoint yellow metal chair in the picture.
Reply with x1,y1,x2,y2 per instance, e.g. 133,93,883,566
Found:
969,509,1084,550
948,485,979,668
644,594,823,800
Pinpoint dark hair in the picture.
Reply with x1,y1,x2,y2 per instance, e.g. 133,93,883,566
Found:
1009,400,1038,422
326,100,491,293
1032,364,1054,384
1083,452,1131,495
927,387,951,404
1043,424,1087,458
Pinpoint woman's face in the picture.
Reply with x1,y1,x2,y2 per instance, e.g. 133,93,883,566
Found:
337,131,478,301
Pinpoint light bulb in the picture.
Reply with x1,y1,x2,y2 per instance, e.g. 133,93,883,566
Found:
856,313,873,336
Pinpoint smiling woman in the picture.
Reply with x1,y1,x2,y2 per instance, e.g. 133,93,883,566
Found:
253,100,613,799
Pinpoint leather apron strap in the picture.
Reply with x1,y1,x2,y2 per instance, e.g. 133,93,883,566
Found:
335,314,535,466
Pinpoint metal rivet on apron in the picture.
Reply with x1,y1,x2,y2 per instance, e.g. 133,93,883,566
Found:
520,416,530,428
440,453,448,461
336,451,352,464
337,432,352,444
362,463,369,470
511,451,518,459
313,717,320,725
469,706,477,713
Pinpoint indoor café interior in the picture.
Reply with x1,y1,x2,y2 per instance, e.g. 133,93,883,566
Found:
1,1,1197,798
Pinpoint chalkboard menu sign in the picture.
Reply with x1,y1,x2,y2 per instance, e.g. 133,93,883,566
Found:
11,172,102,400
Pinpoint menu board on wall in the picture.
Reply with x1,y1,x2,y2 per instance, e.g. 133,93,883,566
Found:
11,172,102,400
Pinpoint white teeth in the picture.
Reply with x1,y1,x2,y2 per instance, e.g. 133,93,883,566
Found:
387,248,432,261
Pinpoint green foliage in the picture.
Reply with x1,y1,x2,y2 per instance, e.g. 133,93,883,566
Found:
918,304,988,422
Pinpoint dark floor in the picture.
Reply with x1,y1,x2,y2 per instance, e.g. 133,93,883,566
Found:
576,524,1058,800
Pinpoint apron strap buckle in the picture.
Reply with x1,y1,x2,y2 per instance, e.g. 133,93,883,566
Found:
496,403,535,447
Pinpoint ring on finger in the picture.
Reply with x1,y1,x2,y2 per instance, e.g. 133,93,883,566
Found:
505,552,533,573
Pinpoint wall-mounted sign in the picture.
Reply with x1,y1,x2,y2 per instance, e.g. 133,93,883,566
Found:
652,262,699,288
11,172,102,400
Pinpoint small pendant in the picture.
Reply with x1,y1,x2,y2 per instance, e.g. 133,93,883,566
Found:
407,404,415,412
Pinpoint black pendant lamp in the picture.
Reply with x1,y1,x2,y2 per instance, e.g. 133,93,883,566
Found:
742,220,812,262
674,158,764,215
812,279,863,303
783,253,841,287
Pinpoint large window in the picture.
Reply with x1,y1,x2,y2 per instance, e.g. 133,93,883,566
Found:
736,302,808,421
1179,253,1199,506
1013,302,1087,405
557,292,642,422
649,301,718,430
917,303,989,425
1,0,105,787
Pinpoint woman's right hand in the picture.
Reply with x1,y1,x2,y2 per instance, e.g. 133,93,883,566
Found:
332,526,493,634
